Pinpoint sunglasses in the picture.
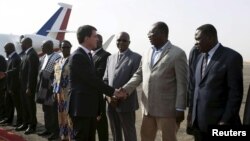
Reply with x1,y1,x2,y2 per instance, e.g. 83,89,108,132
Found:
117,39,129,42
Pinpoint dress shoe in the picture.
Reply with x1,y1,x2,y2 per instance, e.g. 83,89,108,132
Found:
0,119,12,124
12,123,22,127
24,126,36,135
48,133,59,141
37,130,51,136
15,124,28,131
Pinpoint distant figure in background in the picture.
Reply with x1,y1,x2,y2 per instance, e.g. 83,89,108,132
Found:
36,40,61,140
92,34,111,141
16,37,39,135
187,24,243,141
0,43,22,127
53,40,73,141
103,32,141,141
243,84,250,125
0,54,7,122
122,22,188,141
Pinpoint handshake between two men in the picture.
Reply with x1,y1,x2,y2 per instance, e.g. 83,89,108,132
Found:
106,88,128,108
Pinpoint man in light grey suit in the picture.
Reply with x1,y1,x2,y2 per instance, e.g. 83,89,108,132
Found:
122,22,188,141
103,32,141,141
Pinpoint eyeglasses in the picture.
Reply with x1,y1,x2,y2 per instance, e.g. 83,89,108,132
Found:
117,39,129,42
147,30,163,37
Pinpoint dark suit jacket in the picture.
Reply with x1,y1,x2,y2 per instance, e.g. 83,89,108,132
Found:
93,48,111,79
0,55,7,90
68,47,114,117
187,47,201,108
93,48,111,115
6,53,21,94
20,48,39,93
243,84,250,125
190,44,243,132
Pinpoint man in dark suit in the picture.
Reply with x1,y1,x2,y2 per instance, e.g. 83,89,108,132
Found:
0,43,22,126
68,25,126,141
187,24,243,141
16,37,39,135
92,34,111,141
0,54,7,121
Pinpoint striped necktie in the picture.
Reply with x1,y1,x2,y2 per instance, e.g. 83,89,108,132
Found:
201,53,209,79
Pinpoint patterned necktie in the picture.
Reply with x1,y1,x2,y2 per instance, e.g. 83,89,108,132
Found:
201,53,209,79
118,54,123,61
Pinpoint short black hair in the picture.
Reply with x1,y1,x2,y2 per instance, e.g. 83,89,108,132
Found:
77,25,97,44
60,40,72,48
154,21,169,37
197,24,217,39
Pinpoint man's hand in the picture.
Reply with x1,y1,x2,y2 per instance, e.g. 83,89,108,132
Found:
186,111,194,135
26,88,31,96
0,72,6,79
176,110,185,126
97,113,102,121
106,96,119,108
114,88,128,100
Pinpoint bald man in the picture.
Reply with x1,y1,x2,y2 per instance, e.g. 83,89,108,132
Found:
103,32,141,141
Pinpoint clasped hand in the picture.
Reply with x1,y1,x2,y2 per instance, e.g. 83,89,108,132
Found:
114,88,128,100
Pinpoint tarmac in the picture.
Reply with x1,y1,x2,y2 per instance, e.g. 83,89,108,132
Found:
1,62,249,141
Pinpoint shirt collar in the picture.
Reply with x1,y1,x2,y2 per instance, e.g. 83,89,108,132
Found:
119,48,129,56
91,48,102,56
151,41,170,52
8,51,16,59
79,45,91,54
207,42,220,57
25,47,32,54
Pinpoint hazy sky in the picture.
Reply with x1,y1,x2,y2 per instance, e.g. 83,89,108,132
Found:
0,0,250,61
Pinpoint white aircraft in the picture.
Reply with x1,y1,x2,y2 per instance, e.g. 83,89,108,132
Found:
0,2,72,57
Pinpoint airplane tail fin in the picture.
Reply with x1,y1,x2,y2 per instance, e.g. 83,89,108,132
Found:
36,3,72,41
103,35,115,50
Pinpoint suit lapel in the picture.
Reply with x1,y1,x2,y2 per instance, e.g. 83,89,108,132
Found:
151,42,171,69
195,55,203,84
77,47,94,68
199,45,224,83
115,49,131,69
93,48,103,63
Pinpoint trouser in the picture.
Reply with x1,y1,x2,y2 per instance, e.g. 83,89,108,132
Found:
140,115,177,141
108,108,137,141
71,116,97,141
42,102,59,135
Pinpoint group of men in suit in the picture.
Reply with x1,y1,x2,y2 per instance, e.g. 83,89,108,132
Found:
0,21,250,141
0,37,39,135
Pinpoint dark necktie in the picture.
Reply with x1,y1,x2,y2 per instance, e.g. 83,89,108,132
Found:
88,53,94,67
118,54,123,61
201,53,209,79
